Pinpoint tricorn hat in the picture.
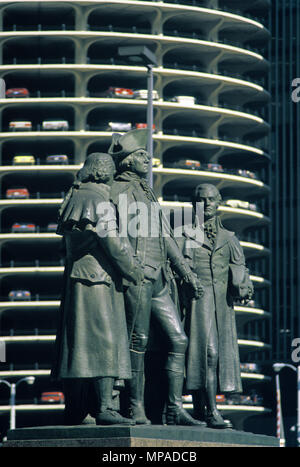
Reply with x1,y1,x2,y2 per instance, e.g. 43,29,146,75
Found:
108,128,148,161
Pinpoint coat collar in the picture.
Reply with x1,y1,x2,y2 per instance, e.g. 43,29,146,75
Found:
193,215,234,251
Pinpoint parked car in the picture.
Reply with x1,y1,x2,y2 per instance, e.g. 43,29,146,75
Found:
171,159,201,170
102,87,134,98
216,394,226,404
237,169,257,179
12,223,36,233
152,158,162,168
240,363,261,374
12,155,35,165
5,188,30,199
40,391,65,404
224,199,258,211
46,222,58,232
135,123,156,132
46,154,69,165
42,120,69,131
8,290,31,301
203,163,224,173
106,122,132,132
170,95,196,105
9,121,32,131
6,88,30,98
133,89,159,100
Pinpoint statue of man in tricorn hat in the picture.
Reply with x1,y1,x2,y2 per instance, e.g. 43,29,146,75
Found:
108,128,205,426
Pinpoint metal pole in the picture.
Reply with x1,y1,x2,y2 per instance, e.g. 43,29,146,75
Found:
9,383,16,430
297,365,300,446
275,373,285,446
146,64,153,188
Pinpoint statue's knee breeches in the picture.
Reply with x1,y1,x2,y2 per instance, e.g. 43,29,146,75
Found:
207,344,218,369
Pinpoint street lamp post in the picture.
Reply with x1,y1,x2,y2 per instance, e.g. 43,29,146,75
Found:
118,45,157,188
0,376,35,430
273,363,300,447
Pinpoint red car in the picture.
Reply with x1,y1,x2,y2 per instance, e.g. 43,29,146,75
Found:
40,391,65,404
103,87,134,98
5,188,30,199
12,223,36,233
6,88,30,98
8,290,31,301
135,123,156,131
172,159,201,170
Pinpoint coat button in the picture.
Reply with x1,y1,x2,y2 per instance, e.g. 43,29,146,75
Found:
90,273,95,278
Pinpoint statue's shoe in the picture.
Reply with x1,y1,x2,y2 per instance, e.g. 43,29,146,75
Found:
166,407,207,426
206,410,232,429
95,409,136,426
129,405,151,425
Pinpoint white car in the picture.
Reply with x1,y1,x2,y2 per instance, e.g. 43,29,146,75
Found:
170,96,196,105
107,122,132,132
42,120,69,131
133,89,159,100
224,199,257,211
9,121,32,131
237,169,257,179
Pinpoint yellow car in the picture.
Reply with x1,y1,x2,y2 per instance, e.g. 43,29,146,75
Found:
152,158,162,168
12,155,35,165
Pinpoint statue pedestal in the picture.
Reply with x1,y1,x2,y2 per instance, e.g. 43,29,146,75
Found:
3,425,279,447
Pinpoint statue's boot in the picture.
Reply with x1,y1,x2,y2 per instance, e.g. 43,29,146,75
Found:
205,368,232,429
126,350,151,425
93,377,135,426
165,353,206,427
191,389,207,423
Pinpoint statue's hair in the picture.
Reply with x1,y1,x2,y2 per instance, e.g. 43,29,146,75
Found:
192,183,222,205
116,153,135,173
58,153,115,220
78,152,116,183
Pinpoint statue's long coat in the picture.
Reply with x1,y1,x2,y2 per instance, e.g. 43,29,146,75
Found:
51,181,136,380
182,218,253,393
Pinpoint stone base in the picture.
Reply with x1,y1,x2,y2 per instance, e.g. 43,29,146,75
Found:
3,425,279,448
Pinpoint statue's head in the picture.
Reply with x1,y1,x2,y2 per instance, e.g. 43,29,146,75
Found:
192,183,222,221
77,152,116,184
108,129,150,178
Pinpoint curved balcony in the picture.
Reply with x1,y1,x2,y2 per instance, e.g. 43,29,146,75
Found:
0,0,269,38
0,64,269,107
0,30,268,72
154,167,269,200
160,200,270,233
0,96,269,136
234,304,270,326
239,240,270,259
0,130,269,166
0,266,63,280
238,338,271,352
0,300,60,313
0,404,64,414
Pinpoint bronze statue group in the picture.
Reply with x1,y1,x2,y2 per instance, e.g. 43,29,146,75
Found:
51,129,253,430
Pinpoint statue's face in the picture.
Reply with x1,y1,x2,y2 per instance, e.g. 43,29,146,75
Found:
195,186,220,220
130,149,150,177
